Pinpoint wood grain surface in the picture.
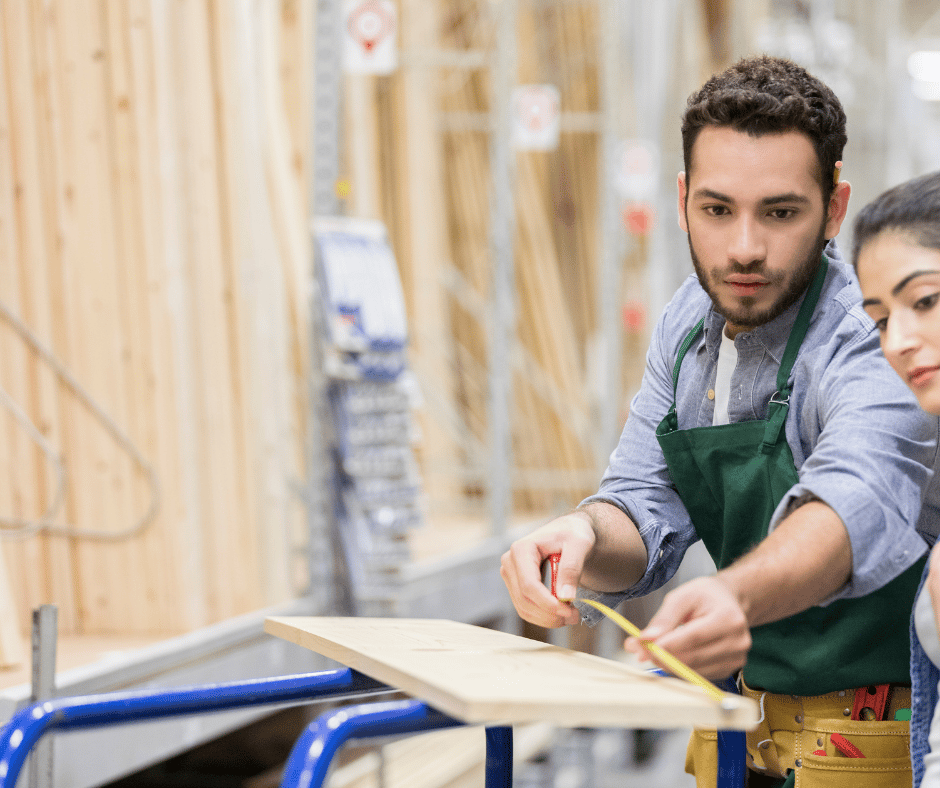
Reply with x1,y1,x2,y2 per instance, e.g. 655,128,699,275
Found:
265,616,758,730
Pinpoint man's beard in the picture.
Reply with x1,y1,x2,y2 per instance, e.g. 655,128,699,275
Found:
687,223,828,332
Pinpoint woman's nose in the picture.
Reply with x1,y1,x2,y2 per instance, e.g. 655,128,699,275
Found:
883,311,920,358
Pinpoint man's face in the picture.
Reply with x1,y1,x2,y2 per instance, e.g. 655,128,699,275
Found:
679,127,841,337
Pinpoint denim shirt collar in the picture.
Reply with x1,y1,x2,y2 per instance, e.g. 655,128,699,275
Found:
701,242,843,365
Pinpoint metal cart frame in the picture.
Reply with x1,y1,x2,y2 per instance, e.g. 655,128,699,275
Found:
0,668,740,787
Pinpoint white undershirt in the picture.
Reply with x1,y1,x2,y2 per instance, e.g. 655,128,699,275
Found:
713,329,738,426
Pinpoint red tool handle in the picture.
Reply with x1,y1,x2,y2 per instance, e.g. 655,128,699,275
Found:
549,553,560,598
852,684,889,721
831,732,865,758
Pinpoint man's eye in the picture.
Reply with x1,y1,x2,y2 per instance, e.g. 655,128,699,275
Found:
769,208,796,220
704,205,729,216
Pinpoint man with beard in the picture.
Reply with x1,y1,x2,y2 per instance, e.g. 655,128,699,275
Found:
500,56,940,787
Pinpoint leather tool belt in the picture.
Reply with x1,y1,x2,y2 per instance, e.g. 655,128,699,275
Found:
685,678,913,787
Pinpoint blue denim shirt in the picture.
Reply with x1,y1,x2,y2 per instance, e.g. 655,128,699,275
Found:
911,560,935,788
580,243,940,619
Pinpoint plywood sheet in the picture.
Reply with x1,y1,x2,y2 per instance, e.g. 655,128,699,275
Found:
265,616,758,730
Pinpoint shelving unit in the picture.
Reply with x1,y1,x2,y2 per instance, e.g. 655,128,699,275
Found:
313,216,426,616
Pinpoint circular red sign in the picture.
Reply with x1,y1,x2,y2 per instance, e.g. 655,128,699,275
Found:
623,203,655,236
348,1,395,52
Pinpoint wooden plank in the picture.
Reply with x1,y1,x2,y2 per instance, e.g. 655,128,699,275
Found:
0,0,48,621
344,74,382,220
0,545,25,667
265,616,758,729
173,0,259,622
150,0,210,631
102,0,163,632
217,0,298,606
206,0,262,619
56,0,139,632
393,0,462,505
260,0,314,600
22,0,79,630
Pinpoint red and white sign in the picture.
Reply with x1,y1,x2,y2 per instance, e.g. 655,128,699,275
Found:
623,202,655,236
512,85,561,151
343,0,397,75
616,139,659,200
622,300,647,332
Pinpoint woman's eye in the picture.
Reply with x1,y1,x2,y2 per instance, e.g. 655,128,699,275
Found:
873,316,888,333
914,292,940,311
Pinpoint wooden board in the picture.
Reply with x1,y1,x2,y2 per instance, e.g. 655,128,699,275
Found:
265,616,758,730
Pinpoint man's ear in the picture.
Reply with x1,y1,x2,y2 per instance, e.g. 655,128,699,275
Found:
824,180,851,239
677,172,689,233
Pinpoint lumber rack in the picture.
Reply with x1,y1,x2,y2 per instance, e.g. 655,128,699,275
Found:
0,669,514,788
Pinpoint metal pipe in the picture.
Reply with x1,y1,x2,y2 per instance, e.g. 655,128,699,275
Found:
487,0,519,539
279,699,514,788
0,668,389,788
279,699,463,788
28,606,57,788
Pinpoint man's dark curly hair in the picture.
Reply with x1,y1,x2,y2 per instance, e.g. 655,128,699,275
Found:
682,55,847,202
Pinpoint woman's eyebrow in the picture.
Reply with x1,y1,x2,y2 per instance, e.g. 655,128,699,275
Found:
891,269,940,296
862,268,940,309
862,270,940,307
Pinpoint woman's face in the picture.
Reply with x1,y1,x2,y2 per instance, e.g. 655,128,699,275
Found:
857,232,940,415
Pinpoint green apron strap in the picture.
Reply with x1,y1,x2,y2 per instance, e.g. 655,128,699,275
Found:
659,317,706,435
761,255,829,454
671,317,707,392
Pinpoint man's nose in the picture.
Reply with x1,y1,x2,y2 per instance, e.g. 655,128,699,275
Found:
728,216,766,266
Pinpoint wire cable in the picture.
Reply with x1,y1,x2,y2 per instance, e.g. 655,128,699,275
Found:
0,299,161,541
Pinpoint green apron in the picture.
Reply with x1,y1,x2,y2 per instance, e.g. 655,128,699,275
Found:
655,257,924,696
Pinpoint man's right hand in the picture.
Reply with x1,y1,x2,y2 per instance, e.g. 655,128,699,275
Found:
499,510,597,628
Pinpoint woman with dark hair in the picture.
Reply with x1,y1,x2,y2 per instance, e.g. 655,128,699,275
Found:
854,170,940,787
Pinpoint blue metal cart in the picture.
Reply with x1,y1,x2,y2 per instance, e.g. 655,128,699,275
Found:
0,669,741,787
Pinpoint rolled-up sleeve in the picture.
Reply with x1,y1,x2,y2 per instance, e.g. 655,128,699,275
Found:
771,316,934,602
575,266,938,622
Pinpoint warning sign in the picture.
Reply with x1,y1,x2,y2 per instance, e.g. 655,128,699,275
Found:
616,139,659,200
623,202,656,236
512,85,561,151
343,0,397,75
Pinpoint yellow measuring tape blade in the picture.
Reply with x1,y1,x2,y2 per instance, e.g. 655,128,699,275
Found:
573,597,728,703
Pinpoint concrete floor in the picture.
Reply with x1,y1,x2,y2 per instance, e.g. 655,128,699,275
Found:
514,726,696,788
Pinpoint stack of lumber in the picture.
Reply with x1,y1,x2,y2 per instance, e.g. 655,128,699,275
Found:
400,0,604,512
0,0,732,650
343,0,729,514
0,0,311,640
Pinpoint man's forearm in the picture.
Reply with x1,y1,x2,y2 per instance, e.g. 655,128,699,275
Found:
715,501,852,628
576,502,649,593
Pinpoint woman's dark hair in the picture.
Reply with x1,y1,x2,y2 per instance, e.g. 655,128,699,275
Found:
852,170,940,268
682,55,847,203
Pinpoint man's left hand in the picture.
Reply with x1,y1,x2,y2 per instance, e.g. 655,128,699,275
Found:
624,575,751,680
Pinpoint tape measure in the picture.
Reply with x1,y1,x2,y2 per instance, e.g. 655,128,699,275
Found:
549,554,728,703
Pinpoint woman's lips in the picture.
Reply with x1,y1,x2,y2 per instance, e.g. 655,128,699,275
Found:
909,366,940,388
